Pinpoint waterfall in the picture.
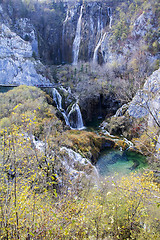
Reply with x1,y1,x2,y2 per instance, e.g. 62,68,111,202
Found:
107,7,112,29
124,138,134,150
97,15,100,34
93,32,107,64
61,110,70,126
97,7,103,36
92,6,107,64
52,88,62,110
52,88,84,130
88,16,94,58
90,16,94,32
62,9,69,63
64,9,69,24
72,5,83,65
68,103,84,130
60,147,99,181
100,7,103,36
52,88,69,126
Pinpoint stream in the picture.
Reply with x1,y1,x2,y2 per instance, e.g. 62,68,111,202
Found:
96,149,147,177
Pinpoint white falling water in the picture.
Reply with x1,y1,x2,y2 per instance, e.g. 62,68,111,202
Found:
90,16,94,32
52,88,62,109
61,110,70,126
68,103,85,130
88,16,94,57
52,88,84,130
93,32,107,64
100,7,103,36
64,9,69,24
60,147,99,181
97,15,100,33
97,7,103,36
52,88,70,126
62,9,69,62
124,138,134,149
107,7,112,29
72,5,83,65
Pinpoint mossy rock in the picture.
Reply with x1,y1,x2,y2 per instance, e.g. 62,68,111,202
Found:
115,139,128,150
107,115,131,136
61,130,115,163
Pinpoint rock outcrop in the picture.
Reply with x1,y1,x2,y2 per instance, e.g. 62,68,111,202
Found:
104,68,160,156
0,23,50,86
128,68,160,125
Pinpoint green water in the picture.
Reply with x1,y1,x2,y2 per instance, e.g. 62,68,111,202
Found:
96,149,147,177
0,86,15,93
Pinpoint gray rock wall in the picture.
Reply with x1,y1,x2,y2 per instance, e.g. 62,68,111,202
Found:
0,0,159,68
0,24,49,86
127,68,160,128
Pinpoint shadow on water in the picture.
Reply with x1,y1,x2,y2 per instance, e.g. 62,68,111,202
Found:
96,149,147,177
85,118,103,132
0,86,15,93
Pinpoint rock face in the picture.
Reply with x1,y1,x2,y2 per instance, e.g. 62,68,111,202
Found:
105,68,160,143
0,23,49,86
0,0,159,68
62,1,111,64
0,0,114,65
79,91,121,124
101,7,159,64
128,68,160,157
0,0,158,86
128,68,160,126
60,147,97,179
14,18,39,58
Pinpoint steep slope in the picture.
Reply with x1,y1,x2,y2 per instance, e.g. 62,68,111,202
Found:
0,1,159,111
104,68,160,160
0,0,158,66
0,23,50,85
0,0,159,157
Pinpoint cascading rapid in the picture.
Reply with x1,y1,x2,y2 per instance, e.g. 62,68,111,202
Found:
52,88,85,130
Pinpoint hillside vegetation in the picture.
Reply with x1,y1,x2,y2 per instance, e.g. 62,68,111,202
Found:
0,86,160,239
0,0,160,239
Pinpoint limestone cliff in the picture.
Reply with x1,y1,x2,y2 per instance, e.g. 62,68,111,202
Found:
0,23,50,85
0,0,159,67
0,0,159,81
104,68,160,157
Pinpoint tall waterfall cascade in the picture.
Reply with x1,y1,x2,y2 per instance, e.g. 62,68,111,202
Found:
107,7,112,29
93,32,107,64
92,6,112,64
52,88,85,130
62,9,69,63
72,5,83,65
93,7,112,64
90,15,94,32
61,4,113,65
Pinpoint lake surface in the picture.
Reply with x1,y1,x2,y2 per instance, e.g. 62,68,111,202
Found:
96,149,147,176
0,86,15,93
